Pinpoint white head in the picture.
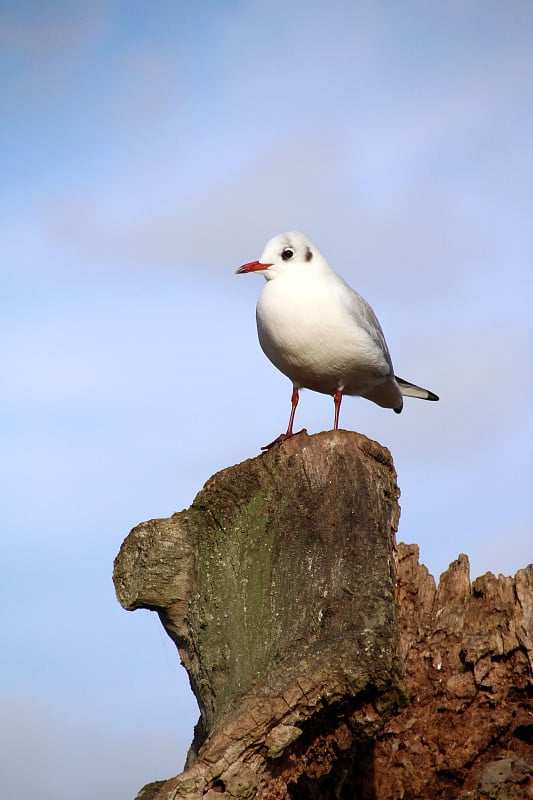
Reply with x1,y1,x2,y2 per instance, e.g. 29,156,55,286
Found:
236,231,328,280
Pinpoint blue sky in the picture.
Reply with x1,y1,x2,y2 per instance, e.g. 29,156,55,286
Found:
2,2,532,798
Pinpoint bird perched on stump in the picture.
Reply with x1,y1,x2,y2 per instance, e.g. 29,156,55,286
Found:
236,231,438,450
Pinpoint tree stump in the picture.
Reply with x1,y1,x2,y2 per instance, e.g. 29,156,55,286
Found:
113,430,405,799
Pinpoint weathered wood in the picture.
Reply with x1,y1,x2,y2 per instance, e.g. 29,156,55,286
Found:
114,431,533,799
375,544,533,799
114,430,404,799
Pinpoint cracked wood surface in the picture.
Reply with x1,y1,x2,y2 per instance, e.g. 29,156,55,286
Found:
114,430,404,799
114,431,533,799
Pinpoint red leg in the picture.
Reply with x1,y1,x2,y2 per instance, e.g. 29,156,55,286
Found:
285,386,299,437
261,387,306,451
333,389,343,430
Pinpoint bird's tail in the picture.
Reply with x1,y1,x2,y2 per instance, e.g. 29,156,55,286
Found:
396,377,439,402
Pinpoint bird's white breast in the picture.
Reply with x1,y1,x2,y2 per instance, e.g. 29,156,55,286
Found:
256,271,390,396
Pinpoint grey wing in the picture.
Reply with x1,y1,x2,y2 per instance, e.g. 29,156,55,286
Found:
338,278,395,373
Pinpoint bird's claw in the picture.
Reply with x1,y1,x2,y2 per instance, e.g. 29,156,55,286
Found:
261,428,307,451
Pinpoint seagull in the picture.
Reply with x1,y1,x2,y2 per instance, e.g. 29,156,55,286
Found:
236,231,438,449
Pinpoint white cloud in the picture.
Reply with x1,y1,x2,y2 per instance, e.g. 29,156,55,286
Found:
42,135,354,268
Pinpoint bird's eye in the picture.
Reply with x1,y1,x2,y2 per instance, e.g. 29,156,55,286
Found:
281,248,294,261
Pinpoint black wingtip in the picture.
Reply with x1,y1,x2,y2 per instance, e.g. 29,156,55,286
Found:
427,391,439,402
393,406,402,414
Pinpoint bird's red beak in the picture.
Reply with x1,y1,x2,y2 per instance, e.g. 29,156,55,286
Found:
235,260,272,274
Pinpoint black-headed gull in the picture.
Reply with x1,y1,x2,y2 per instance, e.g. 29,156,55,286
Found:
236,231,438,449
